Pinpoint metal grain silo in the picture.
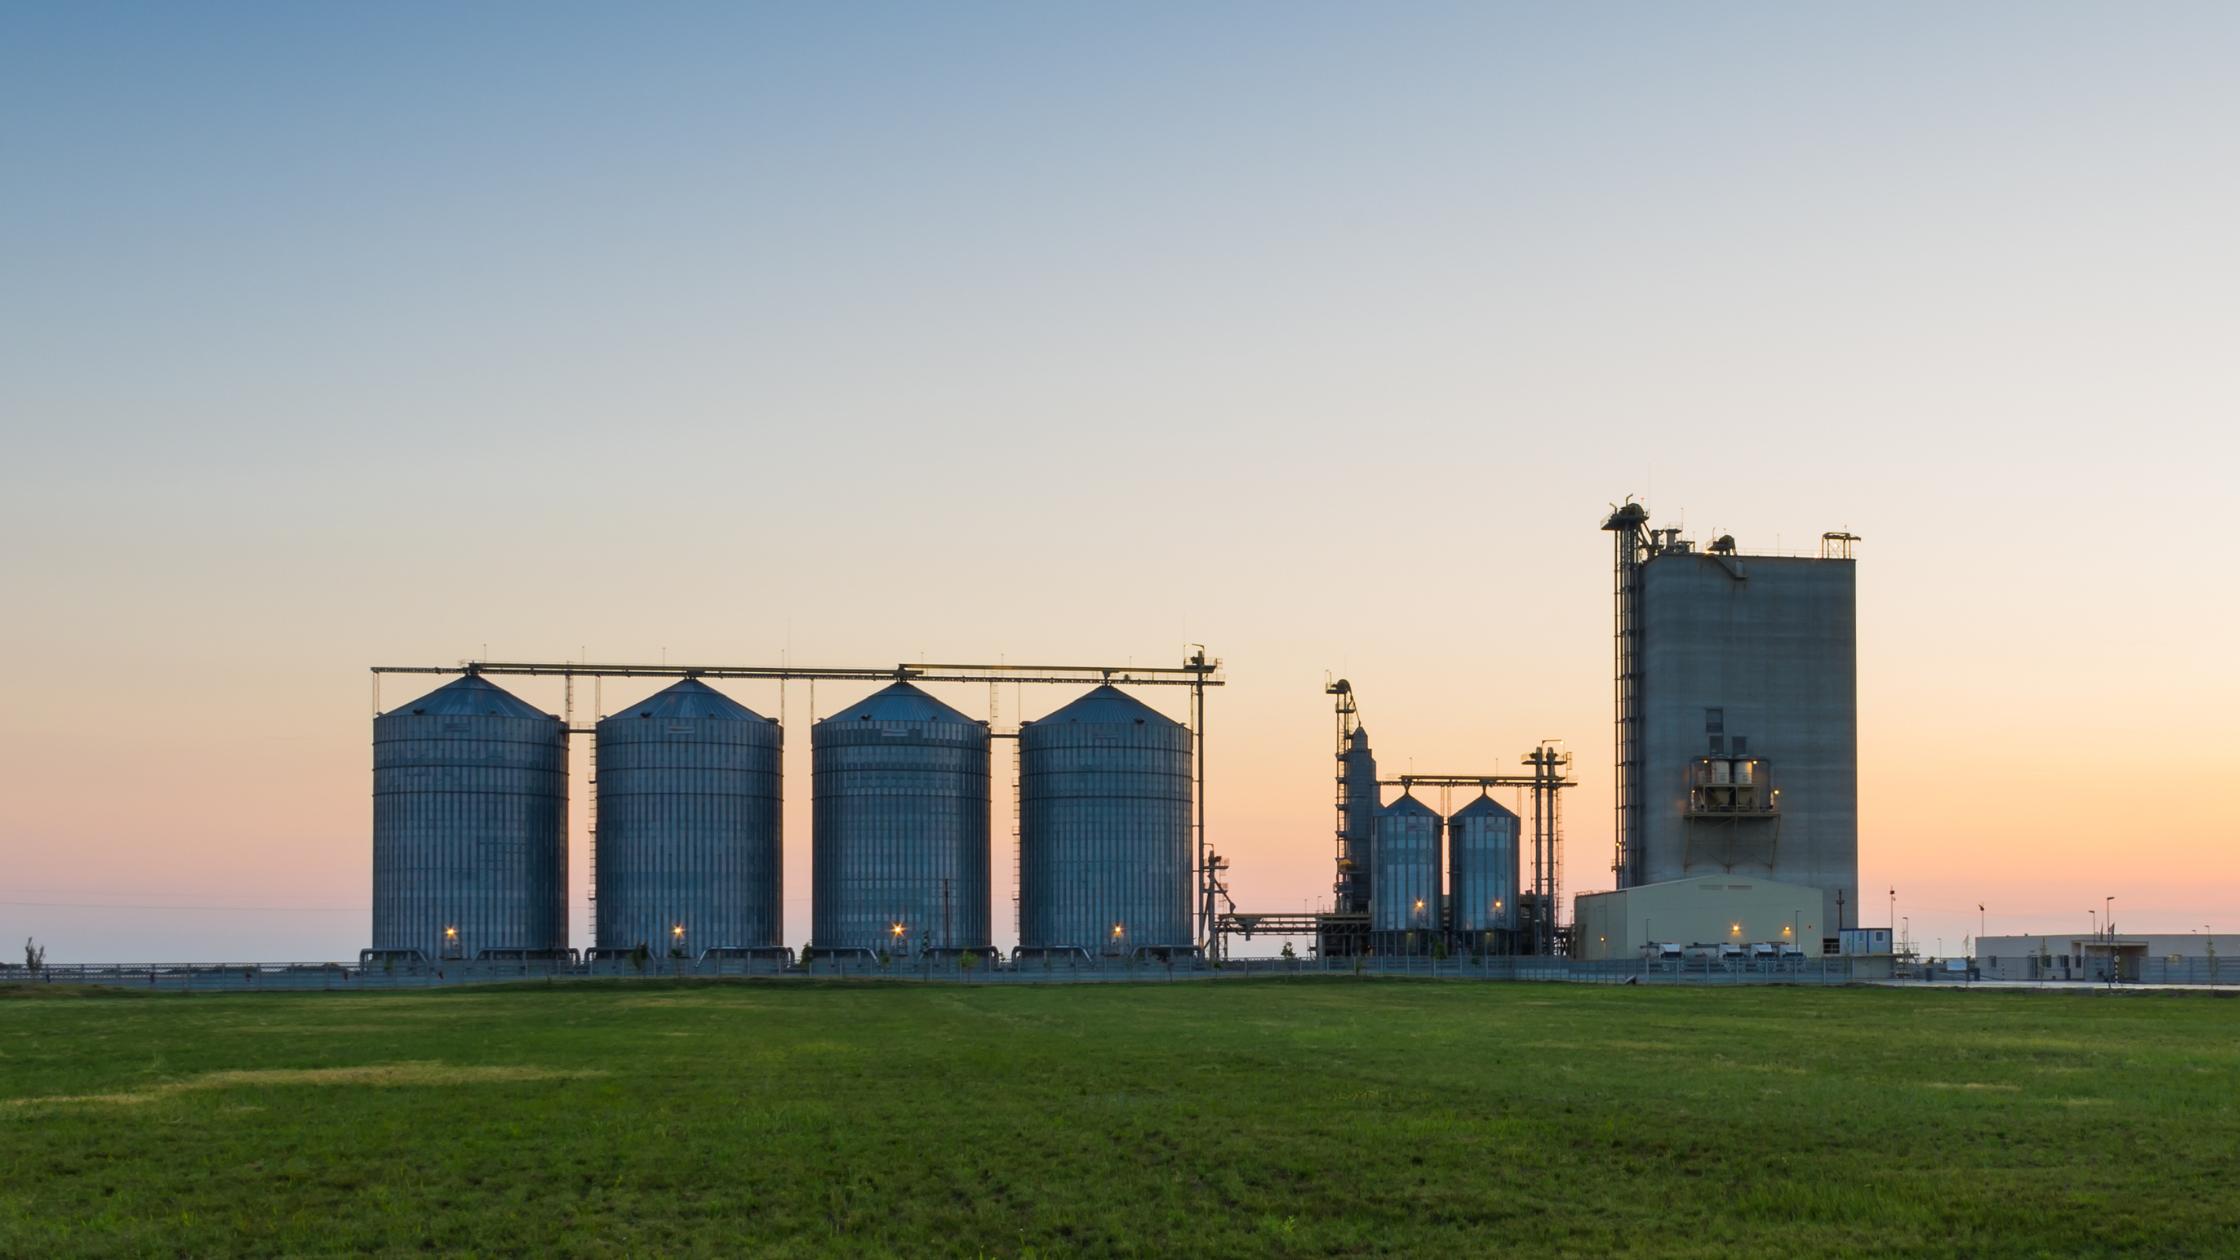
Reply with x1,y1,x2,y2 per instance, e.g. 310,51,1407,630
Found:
811,681,991,957
1370,793,1441,954
1017,685,1193,958
372,674,569,961
595,679,782,958
1447,793,1520,953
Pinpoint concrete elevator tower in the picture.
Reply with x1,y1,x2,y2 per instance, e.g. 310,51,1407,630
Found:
1601,503,1859,947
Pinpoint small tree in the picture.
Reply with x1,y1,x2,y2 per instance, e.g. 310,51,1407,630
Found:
24,938,46,971
629,943,649,974
1432,935,1449,961
959,950,980,980
1280,941,1296,962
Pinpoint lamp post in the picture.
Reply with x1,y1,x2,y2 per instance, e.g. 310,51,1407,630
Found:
2105,897,2117,984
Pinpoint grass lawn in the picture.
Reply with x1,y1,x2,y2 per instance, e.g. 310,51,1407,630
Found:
2,977,2236,1257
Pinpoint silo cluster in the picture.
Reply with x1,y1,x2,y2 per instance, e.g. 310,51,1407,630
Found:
1016,685,1193,960
372,672,1205,966
1345,776,1524,958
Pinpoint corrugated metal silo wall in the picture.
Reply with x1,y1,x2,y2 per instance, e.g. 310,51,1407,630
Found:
811,719,991,953
594,713,783,953
1017,716,1193,952
1369,804,1441,939
1640,553,1857,934
1448,802,1519,933
372,711,569,958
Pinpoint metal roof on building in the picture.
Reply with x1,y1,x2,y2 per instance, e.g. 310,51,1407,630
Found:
391,674,552,719
616,678,769,722
822,680,979,725
1448,793,1519,822
1378,792,1439,818
1024,684,1184,728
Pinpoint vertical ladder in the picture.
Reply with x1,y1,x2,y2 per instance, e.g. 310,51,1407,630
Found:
585,677,600,946
1012,736,1023,945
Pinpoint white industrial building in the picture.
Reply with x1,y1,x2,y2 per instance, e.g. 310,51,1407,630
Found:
1572,876,1827,962
1977,934,2240,985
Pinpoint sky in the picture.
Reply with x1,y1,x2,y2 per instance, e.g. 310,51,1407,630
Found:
2,4,2234,962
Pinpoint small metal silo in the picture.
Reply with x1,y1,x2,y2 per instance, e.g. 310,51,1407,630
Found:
1447,793,1520,954
372,674,569,961
595,679,782,957
1370,793,1441,954
811,681,991,957
1017,685,1193,957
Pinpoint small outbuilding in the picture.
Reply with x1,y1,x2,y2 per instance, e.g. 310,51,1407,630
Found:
1572,876,1827,962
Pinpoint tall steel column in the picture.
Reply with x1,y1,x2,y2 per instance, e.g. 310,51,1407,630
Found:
1601,502,1650,889
1523,743,1573,955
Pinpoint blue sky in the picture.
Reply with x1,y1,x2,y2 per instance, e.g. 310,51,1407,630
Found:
3,4,2235,960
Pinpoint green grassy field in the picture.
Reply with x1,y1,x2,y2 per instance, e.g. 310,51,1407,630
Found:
2,978,2236,1258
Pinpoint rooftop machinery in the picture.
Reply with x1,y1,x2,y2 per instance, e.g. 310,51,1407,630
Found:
370,653,1223,960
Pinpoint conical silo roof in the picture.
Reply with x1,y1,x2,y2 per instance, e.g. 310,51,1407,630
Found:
393,674,551,719
617,678,768,722
1449,794,1519,823
824,680,978,725
1378,792,1439,819
1027,684,1184,728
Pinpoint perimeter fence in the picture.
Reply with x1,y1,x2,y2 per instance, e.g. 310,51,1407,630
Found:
0,953,1905,992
